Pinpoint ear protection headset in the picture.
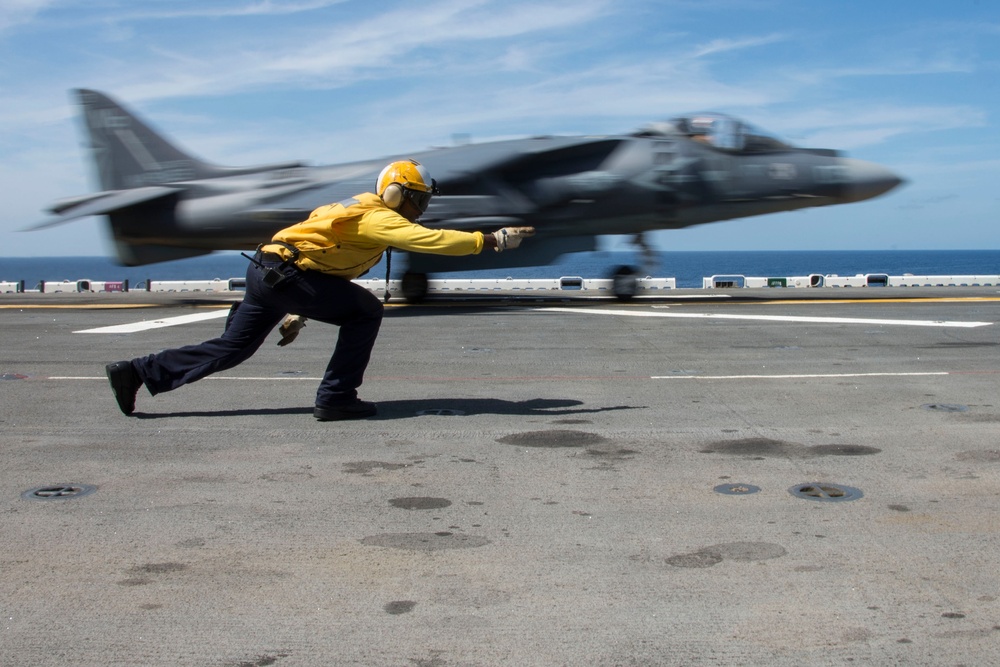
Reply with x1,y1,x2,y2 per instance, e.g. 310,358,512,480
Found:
381,182,404,210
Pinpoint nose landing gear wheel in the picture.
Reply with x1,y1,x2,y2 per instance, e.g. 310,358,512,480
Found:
611,265,638,301
401,271,429,303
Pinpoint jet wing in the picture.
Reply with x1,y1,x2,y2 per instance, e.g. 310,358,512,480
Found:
27,186,179,231
242,175,379,225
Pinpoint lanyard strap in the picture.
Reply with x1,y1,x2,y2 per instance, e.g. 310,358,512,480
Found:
383,248,392,303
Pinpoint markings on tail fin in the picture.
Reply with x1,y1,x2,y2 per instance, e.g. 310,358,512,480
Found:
115,125,161,173
80,89,199,189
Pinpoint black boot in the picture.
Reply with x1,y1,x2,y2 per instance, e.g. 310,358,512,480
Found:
106,360,142,415
314,400,377,421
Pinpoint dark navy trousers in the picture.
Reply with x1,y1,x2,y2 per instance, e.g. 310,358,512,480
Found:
133,256,383,408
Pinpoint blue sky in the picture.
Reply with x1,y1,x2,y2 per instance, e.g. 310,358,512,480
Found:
1,0,997,258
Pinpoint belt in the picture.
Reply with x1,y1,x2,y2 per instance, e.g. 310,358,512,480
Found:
258,252,286,264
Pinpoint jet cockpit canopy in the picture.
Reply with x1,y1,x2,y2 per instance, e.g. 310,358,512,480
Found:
634,113,794,154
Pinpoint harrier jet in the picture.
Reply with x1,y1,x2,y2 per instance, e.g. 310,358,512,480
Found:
34,89,902,299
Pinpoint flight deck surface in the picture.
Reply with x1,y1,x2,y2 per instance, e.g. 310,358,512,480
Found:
1,288,998,666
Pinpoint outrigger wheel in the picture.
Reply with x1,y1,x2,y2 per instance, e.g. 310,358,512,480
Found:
611,265,638,301
401,271,429,303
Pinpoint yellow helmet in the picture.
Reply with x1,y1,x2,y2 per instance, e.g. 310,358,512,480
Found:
376,159,438,213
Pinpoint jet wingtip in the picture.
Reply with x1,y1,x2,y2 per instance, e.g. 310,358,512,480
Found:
19,216,70,233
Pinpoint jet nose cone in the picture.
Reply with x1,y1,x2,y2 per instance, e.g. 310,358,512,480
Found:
839,158,906,203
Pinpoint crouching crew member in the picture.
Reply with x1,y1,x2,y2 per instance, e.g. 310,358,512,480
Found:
106,159,535,421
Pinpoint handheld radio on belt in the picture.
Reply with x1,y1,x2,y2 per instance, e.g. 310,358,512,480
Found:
243,241,301,290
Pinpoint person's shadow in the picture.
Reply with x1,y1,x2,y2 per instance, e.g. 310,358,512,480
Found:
133,398,645,420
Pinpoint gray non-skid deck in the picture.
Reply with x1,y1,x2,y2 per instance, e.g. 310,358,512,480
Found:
2,288,998,666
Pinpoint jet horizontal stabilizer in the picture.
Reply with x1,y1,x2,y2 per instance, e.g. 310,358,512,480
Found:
27,186,179,231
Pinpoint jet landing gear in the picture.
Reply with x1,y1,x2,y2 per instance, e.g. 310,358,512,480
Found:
609,232,656,301
401,271,429,303
610,265,639,301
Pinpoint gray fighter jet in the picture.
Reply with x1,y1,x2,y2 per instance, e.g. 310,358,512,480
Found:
34,89,902,300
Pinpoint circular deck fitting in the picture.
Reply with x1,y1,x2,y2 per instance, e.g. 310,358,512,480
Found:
921,403,969,413
788,483,862,503
389,497,453,510
21,484,97,501
713,483,761,495
416,409,466,416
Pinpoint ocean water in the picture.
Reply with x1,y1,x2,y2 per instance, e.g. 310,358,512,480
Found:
2,250,999,290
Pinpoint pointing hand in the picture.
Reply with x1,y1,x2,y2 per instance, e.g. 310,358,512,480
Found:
492,226,536,252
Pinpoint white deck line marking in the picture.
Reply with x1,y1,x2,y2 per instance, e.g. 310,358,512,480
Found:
49,375,323,381
539,307,993,328
75,309,230,334
50,372,950,382
650,372,949,380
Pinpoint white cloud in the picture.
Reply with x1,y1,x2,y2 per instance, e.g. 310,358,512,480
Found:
0,0,56,32
50,0,348,25
765,104,987,149
258,0,611,79
689,33,788,59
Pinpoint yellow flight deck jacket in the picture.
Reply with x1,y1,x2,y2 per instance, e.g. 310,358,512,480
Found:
261,192,485,280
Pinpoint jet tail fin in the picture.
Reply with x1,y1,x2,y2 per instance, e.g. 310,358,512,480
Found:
77,89,227,190
75,89,304,190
